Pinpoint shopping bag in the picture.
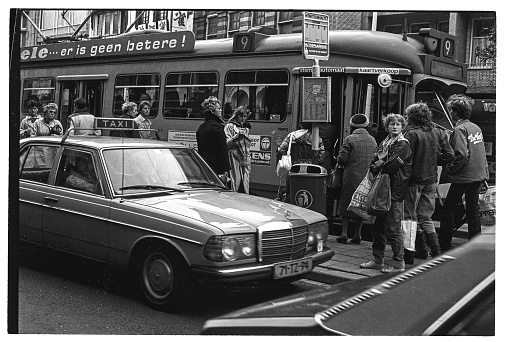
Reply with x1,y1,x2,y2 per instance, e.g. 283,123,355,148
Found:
402,219,417,251
367,173,391,216
347,170,375,222
276,133,293,177
329,166,343,189
479,185,496,225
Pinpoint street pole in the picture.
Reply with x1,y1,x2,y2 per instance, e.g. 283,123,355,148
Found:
311,60,320,164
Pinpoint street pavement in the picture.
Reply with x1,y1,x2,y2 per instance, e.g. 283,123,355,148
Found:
308,222,489,284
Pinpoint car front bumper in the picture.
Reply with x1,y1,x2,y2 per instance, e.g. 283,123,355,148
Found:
191,247,335,283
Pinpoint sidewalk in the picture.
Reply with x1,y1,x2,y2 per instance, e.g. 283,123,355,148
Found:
307,223,480,284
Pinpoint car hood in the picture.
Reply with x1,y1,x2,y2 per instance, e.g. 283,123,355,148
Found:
125,190,326,233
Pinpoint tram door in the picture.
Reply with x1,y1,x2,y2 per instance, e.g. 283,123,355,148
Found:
57,77,104,130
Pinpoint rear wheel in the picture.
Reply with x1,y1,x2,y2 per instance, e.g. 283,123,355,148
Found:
134,246,191,311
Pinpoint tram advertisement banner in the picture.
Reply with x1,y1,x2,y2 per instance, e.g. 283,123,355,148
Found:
20,31,196,63
302,77,331,122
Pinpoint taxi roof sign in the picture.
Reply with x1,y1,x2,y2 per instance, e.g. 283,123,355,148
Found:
95,118,135,130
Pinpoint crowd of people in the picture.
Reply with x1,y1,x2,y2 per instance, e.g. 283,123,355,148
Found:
20,94,489,266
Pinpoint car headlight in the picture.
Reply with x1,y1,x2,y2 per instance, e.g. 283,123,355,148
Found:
204,234,257,262
307,221,329,252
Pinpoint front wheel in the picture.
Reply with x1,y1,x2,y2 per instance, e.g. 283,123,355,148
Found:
135,247,191,311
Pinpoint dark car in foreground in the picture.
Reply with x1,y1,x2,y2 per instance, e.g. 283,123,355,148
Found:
201,226,495,335
19,132,334,311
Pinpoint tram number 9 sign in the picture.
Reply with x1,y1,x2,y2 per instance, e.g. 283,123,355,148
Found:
233,33,253,52
443,38,455,58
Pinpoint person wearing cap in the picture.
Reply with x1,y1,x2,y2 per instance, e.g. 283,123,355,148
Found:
20,99,41,139
196,96,231,182
403,103,454,263
224,106,252,194
335,114,377,244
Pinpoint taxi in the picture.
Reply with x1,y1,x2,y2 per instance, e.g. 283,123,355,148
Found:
18,120,334,311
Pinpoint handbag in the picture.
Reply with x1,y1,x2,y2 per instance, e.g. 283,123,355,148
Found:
276,133,293,177
366,172,391,215
347,170,375,222
329,165,344,189
401,203,417,251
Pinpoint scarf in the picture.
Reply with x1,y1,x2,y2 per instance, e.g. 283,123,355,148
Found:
376,133,406,161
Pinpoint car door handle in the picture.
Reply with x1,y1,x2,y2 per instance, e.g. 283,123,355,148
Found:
44,197,59,203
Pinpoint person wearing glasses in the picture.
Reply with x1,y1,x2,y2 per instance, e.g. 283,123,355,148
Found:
32,103,63,137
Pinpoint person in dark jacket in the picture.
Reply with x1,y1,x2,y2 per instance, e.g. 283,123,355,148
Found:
439,94,489,251
109,102,139,138
403,103,454,263
335,114,377,244
196,96,231,182
361,113,412,273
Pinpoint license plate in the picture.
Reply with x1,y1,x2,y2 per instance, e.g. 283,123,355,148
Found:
273,258,313,279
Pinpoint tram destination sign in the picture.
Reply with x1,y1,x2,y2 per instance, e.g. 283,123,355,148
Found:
20,31,196,63
302,12,329,61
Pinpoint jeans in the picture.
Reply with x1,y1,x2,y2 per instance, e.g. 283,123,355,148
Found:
439,181,482,250
404,183,437,235
372,200,404,262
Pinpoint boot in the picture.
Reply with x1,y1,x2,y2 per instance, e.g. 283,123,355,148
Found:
414,231,428,259
427,232,442,257
404,250,415,265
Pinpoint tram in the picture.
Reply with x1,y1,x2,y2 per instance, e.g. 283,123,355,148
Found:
19,27,468,200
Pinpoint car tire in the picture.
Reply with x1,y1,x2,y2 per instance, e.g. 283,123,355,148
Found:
134,245,191,311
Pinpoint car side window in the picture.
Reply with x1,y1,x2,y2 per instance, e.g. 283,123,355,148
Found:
19,145,59,184
55,149,103,195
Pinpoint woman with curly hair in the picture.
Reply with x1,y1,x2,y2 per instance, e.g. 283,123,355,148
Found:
196,96,231,182
224,106,252,193
360,113,412,273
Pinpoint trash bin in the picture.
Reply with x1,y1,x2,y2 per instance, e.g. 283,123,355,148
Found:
289,163,327,214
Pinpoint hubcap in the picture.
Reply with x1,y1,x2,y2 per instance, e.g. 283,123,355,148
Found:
144,254,173,300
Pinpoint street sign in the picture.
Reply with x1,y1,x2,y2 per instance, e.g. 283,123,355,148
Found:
301,77,331,122
302,12,329,60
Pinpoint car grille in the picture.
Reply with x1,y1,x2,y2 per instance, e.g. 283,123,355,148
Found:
259,224,308,264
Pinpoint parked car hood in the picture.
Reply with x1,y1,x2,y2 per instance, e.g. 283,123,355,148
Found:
125,191,326,233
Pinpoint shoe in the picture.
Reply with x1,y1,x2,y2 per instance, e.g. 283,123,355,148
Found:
351,237,361,245
381,265,405,273
360,260,384,269
336,236,348,244
414,250,429,259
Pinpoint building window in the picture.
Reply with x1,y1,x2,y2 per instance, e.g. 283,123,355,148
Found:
91,11,122,37
409,22,430,33
240,11,251,28
470,18,495,68
163,72,219,118
207,16,219,39
135,10,149,30
229,12,240,31
253,11,266,26
383,24,403,34
113,74,160,117
279,11,293,22
278,11,294,34
437,21,449,33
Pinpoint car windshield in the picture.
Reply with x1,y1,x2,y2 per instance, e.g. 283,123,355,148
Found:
102,147,223,195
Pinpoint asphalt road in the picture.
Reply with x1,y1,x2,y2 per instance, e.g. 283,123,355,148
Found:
16,243,330,334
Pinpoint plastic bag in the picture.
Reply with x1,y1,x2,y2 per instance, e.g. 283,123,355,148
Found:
276,154,292,177
402,219,417,251
479,185,496,225
347,170,375,222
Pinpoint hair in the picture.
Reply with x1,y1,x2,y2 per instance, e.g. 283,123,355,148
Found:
122,102,137,115
27,100,39,109
138,100,151,112
43,103,58,114
299,121,311,130
383,113,407,132
446,94,474,120
405,103,433,129
229,106,250,122
73,97,87,110
201,96,221,115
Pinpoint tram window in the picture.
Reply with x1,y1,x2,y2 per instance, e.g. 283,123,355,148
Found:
113,74,160,118
416,90,453,130
224,70,289,122
21,78,56,114
163,72,218,119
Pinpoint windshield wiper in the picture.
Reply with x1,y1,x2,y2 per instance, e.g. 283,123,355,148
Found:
177,181,228,190
119,185,184,192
